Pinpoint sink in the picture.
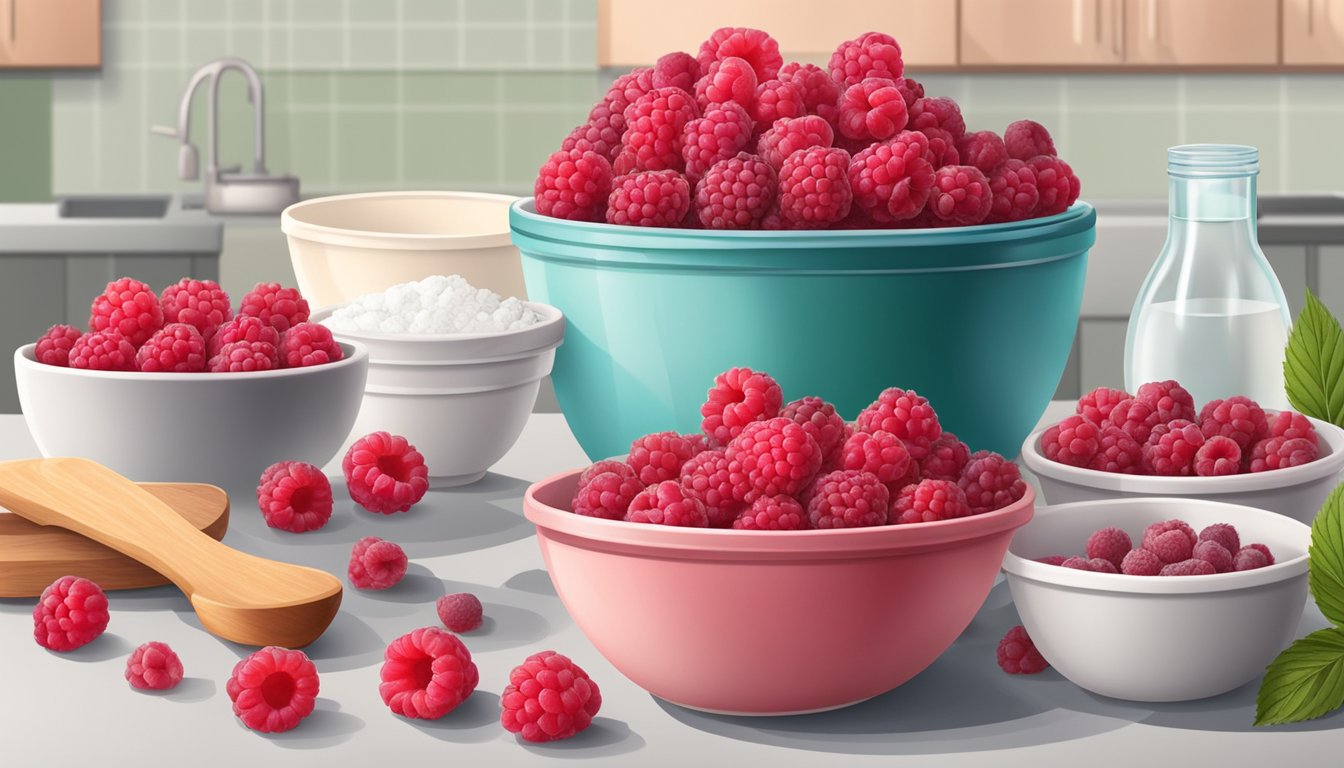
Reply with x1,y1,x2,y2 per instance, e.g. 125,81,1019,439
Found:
58,195,172,219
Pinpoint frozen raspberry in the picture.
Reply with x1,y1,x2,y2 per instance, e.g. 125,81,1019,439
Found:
807,470,889,528
778,146,853,226
226,647,319,733
929,164,992,226
837,78,909,144
699,367,783,445
501,650,601,743
958,450,1027,515
626,480,708,526
682,102,754,182
1269,411,1318,445
1061,556,1119,573
750,78,805,134
679,449,746,528
1108,397,1162,445
572,469,644,520
1121,547,1164,576
34,324,83,367
69,330,137,371
828,31,904,90
908,97,966,139
778,62,841,126
694,56,758,111
1089,425,1145,474
238,282,309,334
733,494,809,530
1192,540,1234,573
437,592,484,633
726,417,823,501
1195,435,1242,477
535,147,613,222
1248,436,1319,472
894,478,972,524
89,277,164,348
606,170,691,227
857,387,943,461
1004,120,1057,161
1086,527,1133,569
561,118,621,162
986,158,1040,223
997,625,1048,674
841,430,913,489
1234,545,1273,571
1161,558,1217,577
159,278,232,339
956,131,1008,174
1200,396,1269,452
1144,420,1204,475
135,323,207,372
694,151,777,229
595,68,655,139
697,27,782,81
653,50,700,92
1037,555,1069,566
348,536,408,590
343,431,430,514
848,133,935,222
1041,414,1101,467
1028,155,1081,216
1199,523,1241,554
278,321,343,368
919,126,961,168
623,87,698,172
758,115,834,170
781,396,848,466
208,315,281,356
256,460,333,533
920,433,970,481
33,575,108,651
208,340,278,372
380,626,478,720
1142,520,1197,564
125,641,184,691
628,430,699,485
1135,380,1197,424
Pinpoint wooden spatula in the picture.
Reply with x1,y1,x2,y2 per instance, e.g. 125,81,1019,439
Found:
0,481,229,597
0,458,342,648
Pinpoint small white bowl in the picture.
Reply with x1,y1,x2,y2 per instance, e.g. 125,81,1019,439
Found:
313,303,564,488
1021,414,1344,523
1002,496,1310,702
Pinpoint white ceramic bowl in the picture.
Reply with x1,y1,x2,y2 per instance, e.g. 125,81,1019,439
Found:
1002,496,1310,702
14,342,368,492
281,191,524,308
313,304,564,488
1020,414,1344,523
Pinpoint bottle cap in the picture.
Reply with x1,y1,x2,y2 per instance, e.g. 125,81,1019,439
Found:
1167,144,1259,179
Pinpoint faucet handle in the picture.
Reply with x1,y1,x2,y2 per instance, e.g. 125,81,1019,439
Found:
150,125,179,138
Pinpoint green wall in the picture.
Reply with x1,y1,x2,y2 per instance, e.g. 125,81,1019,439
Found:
0,75,51,202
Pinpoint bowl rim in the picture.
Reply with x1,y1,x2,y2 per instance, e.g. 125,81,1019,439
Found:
14,340,368,381
281,190,519,250
312,300,564,344
1001,496,1311,594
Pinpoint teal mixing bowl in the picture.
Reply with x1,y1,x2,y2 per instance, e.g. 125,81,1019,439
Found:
510,199,1094,461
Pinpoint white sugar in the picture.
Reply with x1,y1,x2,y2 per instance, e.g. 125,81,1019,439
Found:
322,274,540,335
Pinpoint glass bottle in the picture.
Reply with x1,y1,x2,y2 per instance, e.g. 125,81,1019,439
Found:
1124,144,1291,409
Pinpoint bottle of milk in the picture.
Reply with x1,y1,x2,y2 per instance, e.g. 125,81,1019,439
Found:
1124,144,1291,409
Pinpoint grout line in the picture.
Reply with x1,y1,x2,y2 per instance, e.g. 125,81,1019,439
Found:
342,0,352,68
495,73,506,187
1057,77,1070,154
139,13,150,192
456,0,466,69
1175,76,1187,144
283,103,591,114
396,0,406,187
287,0,295,70
561,0,571,67
328,74,339,189
525,0,536,68
225,0,234,57
1278,76,1290,194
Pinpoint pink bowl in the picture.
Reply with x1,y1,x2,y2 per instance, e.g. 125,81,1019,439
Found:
523,470,1035,715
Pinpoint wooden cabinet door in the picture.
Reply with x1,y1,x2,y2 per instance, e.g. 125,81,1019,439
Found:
0,0,100,68
1125,0,1278,65
1284,0,1344,64
960,0,1125,66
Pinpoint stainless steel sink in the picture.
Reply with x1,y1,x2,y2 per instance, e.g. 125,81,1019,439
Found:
57,195,172,219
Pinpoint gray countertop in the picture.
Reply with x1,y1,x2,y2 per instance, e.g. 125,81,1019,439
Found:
1091,195,1344,244
0,196,222,253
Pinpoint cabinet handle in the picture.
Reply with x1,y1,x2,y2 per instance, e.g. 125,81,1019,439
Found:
1147,0,1158,41
8,0,15,43
1073,0,1084,44
1096,0,1103,43
1309,0,1315,36
1113,0,1125,56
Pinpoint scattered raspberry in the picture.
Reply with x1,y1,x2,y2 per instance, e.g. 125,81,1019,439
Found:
694,151,777,229
1199,396,1269,452
848,133,935,222
1142,520,1197,564
1248,436,1320,472
928,165,992,226
1004,120,1057,161
380,627,479,720
595,68,655,139
807,469,890,528
986,158,1039,223
652,50,700,92
1160,558,1217,577
679,449,746,527
279,321,344,368
841,429,913,487
257,460,333,533
1199,523,1241,555
33,324,82,367
828,31,904,89
535,147,614,222
1108,397,1161,445
1061,556,1119,573
682,102,754,181
837,78,909,144
69,330,137,371
778,146,853,226
997,625,1048,674
1028,154,1080,216
699,366,784,445
1144,419,1204,475
437,592,484,633
894,479,972,524
89,277,164,348
694,56,758,111
757,115,834,170
726,417,824,501
750,78,805,134
1269,411,1319,445
1135,380,1197,424
561,118,621,162
733,493,809,530
134,323,207,373
208,315,282,356
159,278,232,339
628,430,699,485
955,131,1008,174
208,340,278,372
920,432,970,481
1089,425,1145,474
1041,415,1100,467
626,480,709,526
348,536,408,590
781,396,848,466
958,450,1027,515
622,87,698,173
1086,526,1133,569
125,641,184,691
919,126,961,168
343,431,430,514
857,387,943,461
1076,386,1132,425
572,470,644,520
1037,555,1069,566
1192,540,1234,572
778,62,841,126
238,282,309,334
501,650,601,743
606,170,691,227
1121,547,1164,576
697,27,782,81
1195,435,1242,476
908,97,966,139
577,459,637,488
1234,545,1273,571
33,575,109,651
226,647,319,733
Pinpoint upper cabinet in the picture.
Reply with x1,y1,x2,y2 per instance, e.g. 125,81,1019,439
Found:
1283,0,1344,64
0,0,101,68
1124,0,1279,65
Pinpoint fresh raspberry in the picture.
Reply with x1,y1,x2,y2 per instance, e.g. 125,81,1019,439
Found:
1037,555,1069,566
757,115,834,170
697,27,782,82
208,340,278,372
595,68,655,139
894,478,972,524
1160,558,1217,577
778,146,853,226
501,650,601,743
348,536,408,590
1121,547,1164,576
623,87,698,172
571,469,644,520
1041,415,1100,467
561,118,621,162
1108,397,1162,445
238,281,309,334
955,131,1008,174
1192,540,1234,573
841,429,913,488
679,449,746,528
699,367,783,445
69,330,137,371
1028,155,1080,216
1135,380,1197,424
726,417,823,501
626,480,709,526
908,97,966,139
1004,120,1057,161
628,430,699,485
1195,435,1242,476
682,102,754,181
1248,436,1319,472
578,459,637,488
278,321,343,368
1199,523,1242,555
1061,556,1119,573
807,470,889,528
652,50,700,92
534,147,613,222
857,387,943,461
1199,396,1269,452
1086,527,1133,569
1089,425,1145,474
733,494,809,530
1234,545,1272,570
437,592,484,633
750,79,805,135
134,323,207,373
920,433,970,481
606,170,691,227
256,460,333,533
226,647,319,733
682,431,714,455
828,31,904,90
159,278,232,339
208,315,281,356
929,165,992,226
89,277,164,348
919,127,961,168
958,450,1027,515
1142,520,1197,564
380,627,479,720
781,396,848,466
778,62,841,126
986,158,1040,223
694,56,758,111
33,324,83,367
1144,420,1205,475
848,133,935,222
343,431,430,514
997,625,1048,674
694,151,777,229
125,641,184,691
33,575,109,651
837,78,909,144
1269,411,1319,445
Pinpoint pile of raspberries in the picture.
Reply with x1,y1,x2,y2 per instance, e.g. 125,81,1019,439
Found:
1038,519,1276,576
32,277,343,373
535,27,1080,230
569,366,1028,530
1042,380,1321,476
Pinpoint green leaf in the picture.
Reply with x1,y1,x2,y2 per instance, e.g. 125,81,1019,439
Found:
1255,628,1344,726
1313,483,1344,628
1284,288,1344,428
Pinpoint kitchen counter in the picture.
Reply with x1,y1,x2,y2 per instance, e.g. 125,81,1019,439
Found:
1,402,1339,766
0,196,222,253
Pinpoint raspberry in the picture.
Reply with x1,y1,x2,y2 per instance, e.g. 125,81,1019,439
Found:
578,459,636,488
1041,414,1100,467
841,429,913,487
1089,425,1145,474
1121,547,1164,576
1270,411,1318,445
828,31,904,90
134,323,207,373
33,575,108,651
726,417,823,501
919,127,961,168
1144,420,1205,475
226,647,319,733
437,592,484,633
958,450,1027,515
750,78,805,135
777,62,841,126
807,470,890,528
208,340,279,372
1077,388,1132,426
683,431,713,455
1160,558,1217,577
208,314,281,356
894,478,972,524
920,433,970,481
1199,396,1269,452
848,133,935,222
1234,545,1272,571
89,277,164,348
628,430,699,485
1142,520,1197,564
1037,555,1069,566
380,626,479,720
33,324,82,367
697,27,782,82
679,449,746,528
69,330,137,371
572,470,644,520
561,119,621,162
908,97,966,140
159,278,232,339
125,641,184,691
1061,556,1118,573
986,158,1040,223
1108,397,1162,444
278,321,344,368
501,650,601,743
625,480,709,526
857,387,943,461
257,460,333,533
1004,119,1057,161
606,170,691,227
929,165,992,226
534,147,613,222
1135,379,1197,424
694,151,777,229
733,494,809,530
652,50,700,92
623,87,698,173
757,115,834,170
682,103,754,182
778,146,853,226
1248,436,1319,472
694,56,758,111
1192,540,1234,573
699,367,783,445
997,625,1048,674
342,431,430,514
348,536,408,590
1195,435,1242,476
955,131,1008,174
595,68,655,139
1086,527,1133,569
1028,155,1080,216
1199,523,1241,555
837,78,909,144
239,281,309,334
781,396,848,465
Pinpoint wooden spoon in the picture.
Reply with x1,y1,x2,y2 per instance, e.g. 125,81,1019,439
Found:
0,458,342,648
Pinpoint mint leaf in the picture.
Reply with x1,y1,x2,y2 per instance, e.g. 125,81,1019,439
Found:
1314,483,1344,628
1256,628,1344,726
1284,288,1344,428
